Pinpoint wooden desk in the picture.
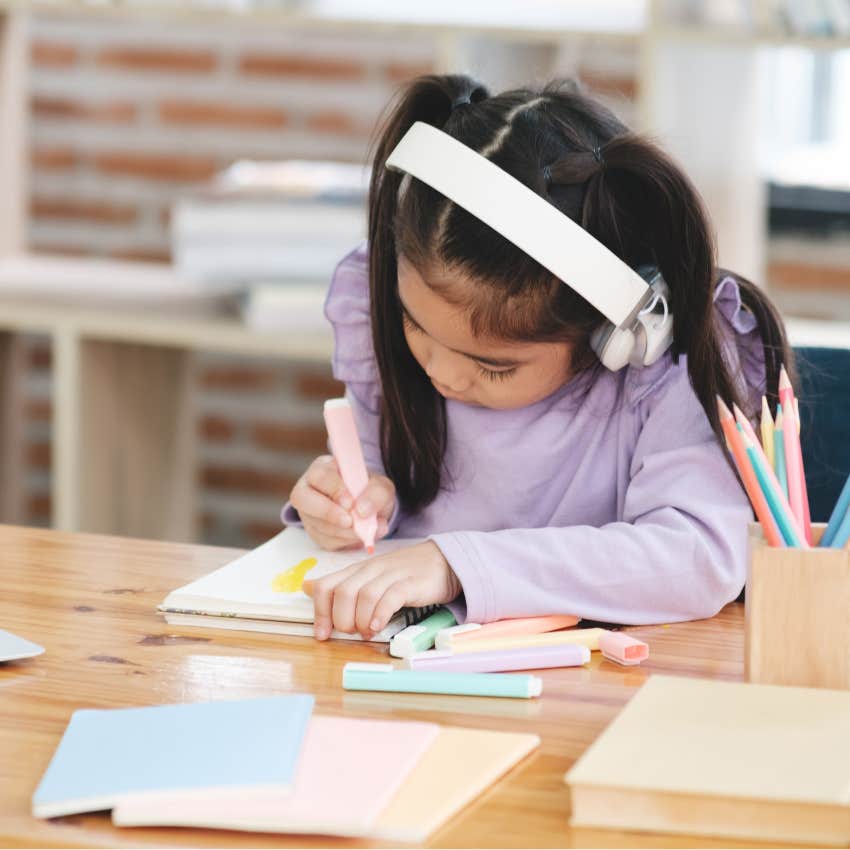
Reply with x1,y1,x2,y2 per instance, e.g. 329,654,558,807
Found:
0,525,769,849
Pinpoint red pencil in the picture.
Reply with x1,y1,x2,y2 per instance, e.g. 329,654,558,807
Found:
717,397,783,547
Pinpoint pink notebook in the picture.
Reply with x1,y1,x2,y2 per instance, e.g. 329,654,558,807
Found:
112,715,439,836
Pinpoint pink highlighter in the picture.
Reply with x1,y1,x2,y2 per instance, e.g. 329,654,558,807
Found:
323,397,378,553
598,631,649,666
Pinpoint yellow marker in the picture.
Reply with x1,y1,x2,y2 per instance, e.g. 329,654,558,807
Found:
450,627,606,654
760,396,775,469
272,557,317,593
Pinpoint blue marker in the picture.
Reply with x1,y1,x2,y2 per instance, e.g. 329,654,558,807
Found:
342,663,542,699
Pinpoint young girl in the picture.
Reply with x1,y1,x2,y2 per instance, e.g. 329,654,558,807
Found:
283,74,793,642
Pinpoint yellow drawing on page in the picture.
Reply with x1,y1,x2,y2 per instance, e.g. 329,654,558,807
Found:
272,557,318,593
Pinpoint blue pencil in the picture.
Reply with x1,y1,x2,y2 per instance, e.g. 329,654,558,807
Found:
822,472,850,547
828,505,850,549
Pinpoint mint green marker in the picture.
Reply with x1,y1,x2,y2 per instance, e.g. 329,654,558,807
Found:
342,663,543,699
388,607,456,659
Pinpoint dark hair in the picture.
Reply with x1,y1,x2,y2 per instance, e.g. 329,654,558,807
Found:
367,74,795,514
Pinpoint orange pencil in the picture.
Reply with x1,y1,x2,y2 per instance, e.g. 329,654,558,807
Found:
732,405,806,545
717,398,783,547
779,368,812,544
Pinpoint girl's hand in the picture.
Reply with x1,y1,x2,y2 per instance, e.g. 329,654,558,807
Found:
289,455,396,551
303,541,461,640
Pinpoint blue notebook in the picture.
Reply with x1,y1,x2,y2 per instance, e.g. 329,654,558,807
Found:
32,694,314,818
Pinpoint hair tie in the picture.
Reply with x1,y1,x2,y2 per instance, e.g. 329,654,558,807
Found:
452,95,471,108
542,164,553,186
592,144,604,164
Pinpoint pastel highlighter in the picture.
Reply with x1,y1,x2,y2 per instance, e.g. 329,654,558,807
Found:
323,398,378,553
598,631,649,666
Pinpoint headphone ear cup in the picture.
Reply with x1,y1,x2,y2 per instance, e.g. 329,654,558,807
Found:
591,323,636,372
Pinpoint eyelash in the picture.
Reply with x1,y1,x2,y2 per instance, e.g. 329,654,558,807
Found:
403,311,517,382
477,364,517,382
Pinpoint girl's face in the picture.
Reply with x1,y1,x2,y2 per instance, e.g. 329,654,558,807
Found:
397,257,575,409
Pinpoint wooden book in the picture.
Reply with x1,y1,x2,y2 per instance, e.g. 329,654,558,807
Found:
565,675,850,845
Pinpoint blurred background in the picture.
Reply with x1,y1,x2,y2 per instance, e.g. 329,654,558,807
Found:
0,0,849,550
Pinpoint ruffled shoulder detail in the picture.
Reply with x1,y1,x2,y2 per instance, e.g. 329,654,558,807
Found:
323,241,380,393
713,275,766,413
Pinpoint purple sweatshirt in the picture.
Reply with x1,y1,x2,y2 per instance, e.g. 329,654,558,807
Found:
284,243,766,626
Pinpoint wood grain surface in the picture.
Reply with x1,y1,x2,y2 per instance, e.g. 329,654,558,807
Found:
0,524,782,848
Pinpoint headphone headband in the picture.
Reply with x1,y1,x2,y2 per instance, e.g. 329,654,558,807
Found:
385,122,651,329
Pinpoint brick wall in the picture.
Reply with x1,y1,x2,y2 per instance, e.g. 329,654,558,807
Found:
21,11,638,548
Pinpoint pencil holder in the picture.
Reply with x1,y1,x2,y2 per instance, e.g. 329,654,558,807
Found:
745,523,850,690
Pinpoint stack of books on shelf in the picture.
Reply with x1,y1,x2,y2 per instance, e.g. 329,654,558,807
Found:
171,159,369,330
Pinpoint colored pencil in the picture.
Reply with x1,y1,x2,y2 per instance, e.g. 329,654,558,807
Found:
733,405,806,545
774,408,788,500
822,472,850,547
779,368,811,544
742,430,807,548
828,505,850,550
760,396,775,469
717,398,783,547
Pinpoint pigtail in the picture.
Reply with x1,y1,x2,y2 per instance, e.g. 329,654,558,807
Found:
576,133,792,443
720,268,798,412
367,74,489,512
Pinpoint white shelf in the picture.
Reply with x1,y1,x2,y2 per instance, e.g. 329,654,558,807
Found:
0,0,647,42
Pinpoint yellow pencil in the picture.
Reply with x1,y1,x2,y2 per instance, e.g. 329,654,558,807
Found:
760,396,775,468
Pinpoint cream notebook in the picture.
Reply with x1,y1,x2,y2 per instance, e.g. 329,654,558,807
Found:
565,675,850,845
373,726,540,843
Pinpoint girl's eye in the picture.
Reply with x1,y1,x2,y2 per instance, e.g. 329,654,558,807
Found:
402,312,420,333
477,364,517,382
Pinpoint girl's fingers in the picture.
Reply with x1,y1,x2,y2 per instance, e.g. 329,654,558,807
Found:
291,480,353,529
327,559,390,634
368,581,413,635
305,559,372,639
306,457,352,508
376,517,389,541
355,476,396,521
302,516,360,546
353,572,403,636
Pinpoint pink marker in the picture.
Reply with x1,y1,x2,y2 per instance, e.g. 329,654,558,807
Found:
404,642,590,673
598,631,649,666
323,398,377,553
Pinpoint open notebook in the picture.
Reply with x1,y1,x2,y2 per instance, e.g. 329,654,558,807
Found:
159,527,434,642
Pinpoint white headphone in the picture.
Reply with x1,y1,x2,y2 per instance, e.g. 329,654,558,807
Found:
385,122,674,372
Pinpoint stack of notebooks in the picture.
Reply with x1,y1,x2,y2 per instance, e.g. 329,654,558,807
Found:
159,527,437,641
32,695,539,841
565,675,850,845
171,159,367,288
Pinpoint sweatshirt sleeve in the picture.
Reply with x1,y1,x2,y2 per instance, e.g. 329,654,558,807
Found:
432,362,752,626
